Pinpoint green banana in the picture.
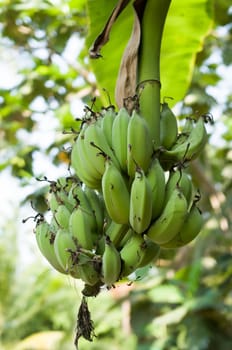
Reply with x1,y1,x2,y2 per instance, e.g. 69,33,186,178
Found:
160,101,178,149
118,226,134,249
83,121,120,175
178,117,194,138
84,187,105,235
53,228,76,272
161,116,208,163
71,129,101,189
164,169,193,207
50,216,60,232
147,186,188,245
35,219,66,274
129,168,153,234
146,158,166,220
137,238,160,268
57,189,76,212
95,235,105,255
101,236,121,286
69,184,100,234
68,248,96,279
48,192,60,213
127,110,153,177
54,204,71,230
112,107,130,172
69,183,94,214
120,231,145,277
160,201,204,249
100,107,116,148
102,159,130,224
159,117,194,170
78,258,102,286
69,206,98,250
105,220,129,248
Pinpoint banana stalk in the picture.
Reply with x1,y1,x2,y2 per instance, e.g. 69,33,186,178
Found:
138,0,171,145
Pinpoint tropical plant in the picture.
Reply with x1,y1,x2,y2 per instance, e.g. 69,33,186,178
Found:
0,0,232,349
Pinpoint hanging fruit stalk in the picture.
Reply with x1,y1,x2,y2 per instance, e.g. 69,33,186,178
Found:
138,0,171,145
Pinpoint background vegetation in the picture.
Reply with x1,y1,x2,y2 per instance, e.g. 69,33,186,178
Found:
0,0,232,349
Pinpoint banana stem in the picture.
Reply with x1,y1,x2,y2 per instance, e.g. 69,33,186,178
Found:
138,0,171,147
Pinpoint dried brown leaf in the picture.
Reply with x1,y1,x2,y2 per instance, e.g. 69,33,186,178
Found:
115,0,146,108
89,0,131,58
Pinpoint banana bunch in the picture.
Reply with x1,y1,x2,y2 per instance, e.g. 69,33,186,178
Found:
32,102,209,295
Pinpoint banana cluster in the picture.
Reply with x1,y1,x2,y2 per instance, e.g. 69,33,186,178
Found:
33,104,210,295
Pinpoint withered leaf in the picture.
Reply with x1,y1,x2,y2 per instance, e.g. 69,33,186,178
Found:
115,0,146,109
89,0,131,58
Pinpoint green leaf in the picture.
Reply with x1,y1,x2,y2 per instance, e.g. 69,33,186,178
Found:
86,0,213,107
161,0,214,105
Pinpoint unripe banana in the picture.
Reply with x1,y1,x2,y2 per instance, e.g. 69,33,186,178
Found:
53,228,76,272
78,258,102,286
165,170,193,207
58,189,76,212
48,192,60,213
95,235,105,255
71,126,102,189
102,159,130,224
160,201,204,249
54,204,71,230
127,110,153,177
105,220,129,248
166,117,194,151
112,107,130,172
159,117,194,170
161,116,208,163
174,116,194,143
68,249,96,279
118,226,134,249
179,201,204,244
129,168,153,233
137,238,160,268
160,101,178,149
69,207,98,250
35,219,66,274
84,187,105,235
100,107,116,148
120,231,145,277
69,184,100,235
147,186,188,245
101,236,121,286
146,158,166,220
83,121,120,175
50,216,60,232
69,183,94,214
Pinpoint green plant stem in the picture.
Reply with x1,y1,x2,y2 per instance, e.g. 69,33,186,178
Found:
138,0,171,147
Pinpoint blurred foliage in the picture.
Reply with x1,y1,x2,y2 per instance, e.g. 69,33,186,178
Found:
0,0,92,180
0,0,232,350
